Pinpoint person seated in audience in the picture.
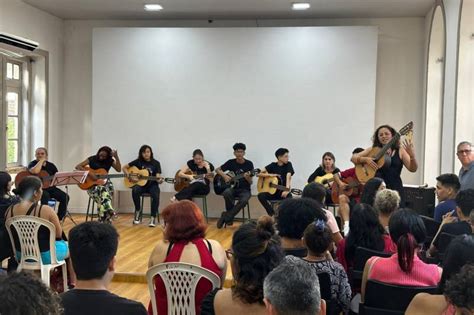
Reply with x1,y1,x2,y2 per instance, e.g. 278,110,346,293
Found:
4,176,75,283
201,216,284,315
457,141,474,191
336,203,396,273
0,271,62,315
0,172,18,270
148,200,226,315
263,259,326,315
428,189,474,258
361,209,442,302
286,219,351,313
276,198,327,257
360,177,386,206
406,264,474,315
302,182,343,243
61,222,146,315
374,189,400,232
433,173,460,222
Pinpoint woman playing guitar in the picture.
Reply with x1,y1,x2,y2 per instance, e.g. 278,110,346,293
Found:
307,151,340,204
75,146,121,223
352,124,417,206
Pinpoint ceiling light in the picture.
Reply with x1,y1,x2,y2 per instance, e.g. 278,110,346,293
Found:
292,2,310,10
144,4,163,11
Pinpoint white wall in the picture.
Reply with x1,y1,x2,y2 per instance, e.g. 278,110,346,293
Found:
0,0,64,160
63,17,426,212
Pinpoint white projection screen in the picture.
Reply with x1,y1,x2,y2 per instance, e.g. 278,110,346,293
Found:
92,27,378,192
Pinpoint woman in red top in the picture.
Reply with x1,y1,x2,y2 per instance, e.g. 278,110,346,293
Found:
147,200,227,315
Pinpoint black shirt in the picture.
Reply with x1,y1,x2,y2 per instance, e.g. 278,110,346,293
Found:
187,160,215,185
307,166,340,183
28,160,59,176
88,155,114,172
265,162,295,187
129,159,162,177
433,221,472,248
61,289,147,315
220,159,254,191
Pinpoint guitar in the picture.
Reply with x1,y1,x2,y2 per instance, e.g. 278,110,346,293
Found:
330,177,364,204
174,170,215,192
15,170,55,189
78,167,125,190
314,173,335,188
257,176,302,196
123,166,175,188
355,121,414,183
213,168,261,195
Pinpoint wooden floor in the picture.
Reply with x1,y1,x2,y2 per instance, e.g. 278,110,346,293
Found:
62,213,239,306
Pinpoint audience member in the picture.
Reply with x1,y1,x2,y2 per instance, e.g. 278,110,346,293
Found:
433,173,460,222
360,177,386,206
201,216,284,315
0,172,18,267
61,222,146,315
374,189,400,232
148,200,226,315
457,141,474,191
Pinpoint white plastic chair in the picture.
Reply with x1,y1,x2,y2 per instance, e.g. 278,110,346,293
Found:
5,215,68,290
146,262,221,315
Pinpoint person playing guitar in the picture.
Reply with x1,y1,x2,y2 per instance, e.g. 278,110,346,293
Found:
215,143,254,229
307,151,340,204
257,148,294,216
75,146,121,223
28,147,70,220
172,149,214,202
122,145,163,227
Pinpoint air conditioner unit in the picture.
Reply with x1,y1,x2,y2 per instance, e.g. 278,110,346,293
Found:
0,33,39,51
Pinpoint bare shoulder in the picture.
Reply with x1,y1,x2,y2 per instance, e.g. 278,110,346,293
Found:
406,293,446,315
207,239,224,252
149,239,170,266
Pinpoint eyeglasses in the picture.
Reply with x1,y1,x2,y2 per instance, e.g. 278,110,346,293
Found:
225,249,234,260
457,149,472,155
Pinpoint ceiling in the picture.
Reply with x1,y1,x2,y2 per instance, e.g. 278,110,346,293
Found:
22,0,435,20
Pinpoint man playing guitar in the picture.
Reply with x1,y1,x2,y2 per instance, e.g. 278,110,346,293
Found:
215,143,254,228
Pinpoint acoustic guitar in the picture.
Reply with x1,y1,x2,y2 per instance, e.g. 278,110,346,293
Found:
355,121,414,183
15,170,55,189
257,176,302,196
123,166,175,188
78,167,125,190
330,177,363,204
314,173,335,188
213,168,261,195
174,170,214,192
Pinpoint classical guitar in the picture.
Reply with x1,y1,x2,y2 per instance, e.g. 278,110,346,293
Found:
355,121,414,183
174,170,214,192
15,170,55,189
123,166,175,188
257,176,302,196
314,173,335,188
330,177,364,204
213,168,261,195
78,167,125,190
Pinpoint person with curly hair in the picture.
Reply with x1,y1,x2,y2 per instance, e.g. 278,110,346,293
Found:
201,215,284,315
0,271,63,315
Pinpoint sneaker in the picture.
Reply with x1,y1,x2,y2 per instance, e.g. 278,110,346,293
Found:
133,211,141,224
149,217,156,227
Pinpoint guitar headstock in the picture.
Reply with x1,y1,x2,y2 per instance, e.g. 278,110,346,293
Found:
164,178,176,184
399,121,413,136
250,168,261,176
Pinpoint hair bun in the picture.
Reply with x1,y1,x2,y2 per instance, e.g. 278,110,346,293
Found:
256,215,275,241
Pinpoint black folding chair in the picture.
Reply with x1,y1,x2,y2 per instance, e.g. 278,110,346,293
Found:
420,215,440,246
351,247,392,291
317,272,340,315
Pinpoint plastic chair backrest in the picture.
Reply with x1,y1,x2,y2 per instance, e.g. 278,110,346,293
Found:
146,262,221,315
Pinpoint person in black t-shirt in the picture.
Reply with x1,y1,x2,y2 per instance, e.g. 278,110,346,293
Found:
123,145,162,227
257,148,295,216
173,149,214,201
307,151,340,205
216,143,255,229
28,147,70,220
61,222,146,315
76,146,122,223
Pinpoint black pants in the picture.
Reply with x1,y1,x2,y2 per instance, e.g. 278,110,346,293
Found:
257,191,291,216
222,188,251,221
132,183,160,217
175,182,210,201
41,187,69,220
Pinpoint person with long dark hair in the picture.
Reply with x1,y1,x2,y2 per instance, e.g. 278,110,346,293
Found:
123,145,162,227
360,177,386,206
0,172,18,267
75,146,121,223
352,124,418,206
361,209,441,301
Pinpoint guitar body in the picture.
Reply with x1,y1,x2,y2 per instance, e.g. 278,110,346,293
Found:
78,167,108,190
355,147,390,183
123,166,150,188
213,172,235,195
314,173,335,188
257,177,279,195
331,177,363,204
174,170,192,192
15,170,53,189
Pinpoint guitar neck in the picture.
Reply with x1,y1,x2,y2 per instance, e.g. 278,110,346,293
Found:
96,174,125,179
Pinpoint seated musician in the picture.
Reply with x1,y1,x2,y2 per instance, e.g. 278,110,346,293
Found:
307,151,340,204
122,145,162,227
75,146,121,223
216,143,254,229
173,149,214,201
28,147,69,220
257,148,294,216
